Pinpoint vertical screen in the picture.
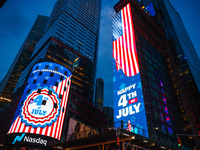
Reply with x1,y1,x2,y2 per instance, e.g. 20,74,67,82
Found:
112,3,148,136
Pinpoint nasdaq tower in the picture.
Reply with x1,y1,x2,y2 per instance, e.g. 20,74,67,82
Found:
3,0,107,147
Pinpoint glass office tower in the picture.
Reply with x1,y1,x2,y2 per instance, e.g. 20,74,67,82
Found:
3,0,106,145
0,15,49,146
33,0,101,64
0,15,49,103
32,0,102,103
10,37,107,143
138,0,200,147
114,0,200,148
95,78,104,111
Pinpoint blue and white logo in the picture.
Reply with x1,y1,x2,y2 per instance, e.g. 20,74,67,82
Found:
12,133,25,144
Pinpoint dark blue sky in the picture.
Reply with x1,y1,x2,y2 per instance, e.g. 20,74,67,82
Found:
0,0,199,108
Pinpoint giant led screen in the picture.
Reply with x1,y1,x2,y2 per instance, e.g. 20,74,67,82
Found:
6,62,72,147
112,3,148,136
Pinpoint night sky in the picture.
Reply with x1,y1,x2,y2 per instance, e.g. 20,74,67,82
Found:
0,0,199,108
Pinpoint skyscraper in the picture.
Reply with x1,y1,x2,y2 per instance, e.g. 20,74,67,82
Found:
0,15,49,103
138,0,200,147
113,0,200,149
2,0,106,147
103,106,113,128
0,15,49,145
95,78,104,111
32,0,102,103
33,0,101,63
112,0,185,149
156,0,200,143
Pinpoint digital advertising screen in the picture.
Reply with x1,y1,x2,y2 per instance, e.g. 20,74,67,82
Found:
6,62,72,147
112,3,148,136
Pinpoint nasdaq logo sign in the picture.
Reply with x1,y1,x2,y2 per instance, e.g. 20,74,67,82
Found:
12,133,47,146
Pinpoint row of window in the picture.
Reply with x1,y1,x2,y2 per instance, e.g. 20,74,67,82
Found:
35,65,60,71
30,76,69,87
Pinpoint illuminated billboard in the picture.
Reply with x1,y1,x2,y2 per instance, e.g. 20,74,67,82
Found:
6,62,72,147
112,3,148,136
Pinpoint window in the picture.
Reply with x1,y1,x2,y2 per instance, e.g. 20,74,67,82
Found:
62,107,65,112
27,90,30,94
54,103,57,108
33,80,36,84
45,65,49,69
48,90,52,95
43,80,47,84
21,100,24,106
150,88,159,99
60,76,63,80
36,66,39,70
42,100,47,105
54,67,58,71
37,89,41,93
39,72,43,76
50,73,54,77
64,71,67,75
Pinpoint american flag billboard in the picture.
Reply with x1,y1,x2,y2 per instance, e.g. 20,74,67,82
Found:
6,62,72,147
113,3,148,137
112,2,139,77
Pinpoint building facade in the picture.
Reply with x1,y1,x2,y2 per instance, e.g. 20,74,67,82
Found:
0,15,49,103
103,106,113,128
31,0,102,103
136,0,200,147
1,0,106,146
33,0,101,64
154,0,200,146
0,15,49,146
95,78,104,111
113,0,183,149
5,37,107,145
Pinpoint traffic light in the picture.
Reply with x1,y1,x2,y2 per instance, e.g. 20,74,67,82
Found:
116,137,120,146
177,137,182,146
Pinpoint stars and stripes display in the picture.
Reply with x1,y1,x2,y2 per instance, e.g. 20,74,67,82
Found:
112,3,139,77
7,62,72,141
113,3,149,138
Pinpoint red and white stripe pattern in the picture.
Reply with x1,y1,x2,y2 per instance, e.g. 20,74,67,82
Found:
112,3,139,77
8,76,71,140
127,120,132,131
